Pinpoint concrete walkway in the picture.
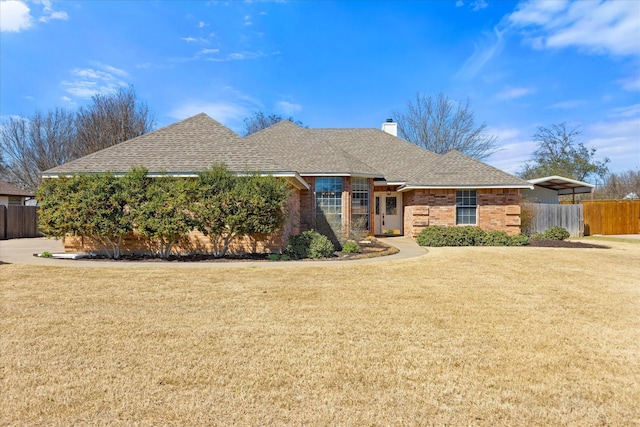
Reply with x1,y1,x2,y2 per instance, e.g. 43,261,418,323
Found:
0,236,427,269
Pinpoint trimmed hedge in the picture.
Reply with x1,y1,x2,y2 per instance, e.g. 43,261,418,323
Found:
417,226,529,247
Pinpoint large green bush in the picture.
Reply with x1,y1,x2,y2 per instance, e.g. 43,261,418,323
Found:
417,226,529,247
286,230,335,259
481,230,511,246
543,226,570,241
417,226,486,247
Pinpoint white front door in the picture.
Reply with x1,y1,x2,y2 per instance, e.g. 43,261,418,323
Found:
374,192,403,235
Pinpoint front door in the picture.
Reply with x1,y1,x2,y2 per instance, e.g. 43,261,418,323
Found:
374,192,403,235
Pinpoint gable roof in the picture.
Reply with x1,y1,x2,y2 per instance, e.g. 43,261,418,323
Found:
44,113,287,175
0,181,34,197
44,113,531,189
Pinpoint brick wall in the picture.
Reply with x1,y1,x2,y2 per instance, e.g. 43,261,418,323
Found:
403,188,522,238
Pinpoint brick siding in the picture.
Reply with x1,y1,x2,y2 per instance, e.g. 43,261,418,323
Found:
403,188,522,238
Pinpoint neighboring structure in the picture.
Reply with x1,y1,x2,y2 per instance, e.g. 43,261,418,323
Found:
523,176,594,204
0,181,34,206
43,113,533,253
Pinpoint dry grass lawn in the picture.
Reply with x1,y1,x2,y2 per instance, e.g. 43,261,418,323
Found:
2,241,639,425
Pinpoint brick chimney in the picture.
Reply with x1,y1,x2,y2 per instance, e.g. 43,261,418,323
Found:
381,118,397,137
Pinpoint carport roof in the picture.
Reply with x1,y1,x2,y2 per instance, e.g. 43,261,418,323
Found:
528,176,594,195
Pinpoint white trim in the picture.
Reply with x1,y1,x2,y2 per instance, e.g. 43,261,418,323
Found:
528,175,595,188
397,184,534,192
300,172,380,178
42,170,311,190
373,181,406,186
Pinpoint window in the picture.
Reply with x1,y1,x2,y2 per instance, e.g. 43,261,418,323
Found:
456,190,477,225
315,177,342,232
351,177,369,230
8,196,23,206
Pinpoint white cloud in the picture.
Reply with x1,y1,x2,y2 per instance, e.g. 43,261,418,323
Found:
38,0,67,23
456,0,464,7
204,50,267,62
0,0,33,32
275,101,302,115
546,99,586,109
198,21,206,28
619,73,640,92
181,36,208,43
61,63,129,98
456,27,505,79
244,15,252,26
168,101,250,124
497,86,536,100
472,0,488,12
508,0,640,57
585,105,640,172
198,48,220,55
484,127,535,174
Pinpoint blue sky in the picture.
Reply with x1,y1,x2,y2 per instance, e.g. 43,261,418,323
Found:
1,0,639,180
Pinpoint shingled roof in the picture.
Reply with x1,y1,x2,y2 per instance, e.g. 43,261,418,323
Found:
44,113,531,189
0,181,34,197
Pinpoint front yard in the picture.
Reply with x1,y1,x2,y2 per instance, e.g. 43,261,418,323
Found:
1,240,639,425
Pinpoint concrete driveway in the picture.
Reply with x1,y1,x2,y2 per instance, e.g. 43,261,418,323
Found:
0,236,427,268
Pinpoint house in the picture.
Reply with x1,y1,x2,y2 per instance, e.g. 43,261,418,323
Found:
0,181,34,206
43,113,533,253
523,176,595,204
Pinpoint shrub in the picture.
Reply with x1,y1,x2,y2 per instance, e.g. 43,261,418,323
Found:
342,241,361,253
530,232,545,240
417,226,486,247
508,234,530,246
481,230,510,246
544,226,570,241
309,232,335,258
286,230,335,259
416,226,449,247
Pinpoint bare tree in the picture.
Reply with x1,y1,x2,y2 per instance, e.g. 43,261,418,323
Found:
393,93,499,160
0,85,155,192
242,111,305,136
0,109,76,191
518,122,609,182
74,86,154,158
596,170,640,199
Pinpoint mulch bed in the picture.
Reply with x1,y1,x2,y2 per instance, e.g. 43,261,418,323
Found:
75,238,398,262
527,239,610,249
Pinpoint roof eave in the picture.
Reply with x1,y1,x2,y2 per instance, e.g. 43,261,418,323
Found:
398,184,535,192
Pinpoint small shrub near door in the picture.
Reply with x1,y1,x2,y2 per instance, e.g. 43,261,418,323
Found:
341,241,361,253
286,230,335,259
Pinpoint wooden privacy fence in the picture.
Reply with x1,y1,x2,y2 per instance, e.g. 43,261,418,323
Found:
523,203,584,237
582,200,640,235
0,205,40,240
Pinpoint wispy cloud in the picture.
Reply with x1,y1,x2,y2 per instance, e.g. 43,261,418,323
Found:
204,50,276,62
508,0,640,57
38,0,68,23
485,127,535,174
61,63,129,98
275,101,302,115
456,27,505,79
496,86,536,100
244,15,252,26
181,36,208,43
546,99,586,110
168,101,250,125
471,0,488,12
0,1,33,32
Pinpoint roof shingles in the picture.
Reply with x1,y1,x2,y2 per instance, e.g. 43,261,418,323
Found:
44,113,530,188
